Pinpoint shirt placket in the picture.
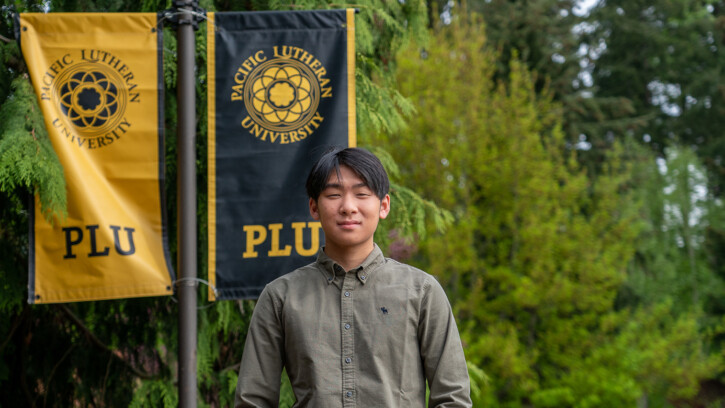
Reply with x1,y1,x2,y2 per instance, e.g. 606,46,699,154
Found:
340,267,356,406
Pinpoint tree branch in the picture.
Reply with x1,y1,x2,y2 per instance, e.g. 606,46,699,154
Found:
0,306,27,353
43,343,75,407
58,304,158,380
0,33,12,43
20,314,37,408
100,355,113,404
221,362,240,374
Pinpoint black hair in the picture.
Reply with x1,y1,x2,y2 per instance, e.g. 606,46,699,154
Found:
306,147,390,201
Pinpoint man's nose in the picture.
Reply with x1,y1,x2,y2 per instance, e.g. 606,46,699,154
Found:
339,194,358,214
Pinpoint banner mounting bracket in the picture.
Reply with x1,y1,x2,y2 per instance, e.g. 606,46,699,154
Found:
162,0,205,31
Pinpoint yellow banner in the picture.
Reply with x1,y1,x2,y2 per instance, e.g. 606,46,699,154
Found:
20,13,174,304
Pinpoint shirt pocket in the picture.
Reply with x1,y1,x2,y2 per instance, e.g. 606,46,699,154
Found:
373,289,408,327
356,286,415,360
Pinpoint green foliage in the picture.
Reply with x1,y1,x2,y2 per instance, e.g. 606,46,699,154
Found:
371,146,453,251
0,41,20,102
162,27,178,89
538,301,723,408
0,76,66,221
583,0,725,193
378,12,723,406
279,369,295,407
450,0,640,167
619,141,725,313
467,360,490,406
129,379,179,408
3,0,724,406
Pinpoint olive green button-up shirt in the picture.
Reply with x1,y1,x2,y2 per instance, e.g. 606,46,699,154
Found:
235,245,472,407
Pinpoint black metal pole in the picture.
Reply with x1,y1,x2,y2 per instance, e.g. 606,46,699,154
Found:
176,1,198,407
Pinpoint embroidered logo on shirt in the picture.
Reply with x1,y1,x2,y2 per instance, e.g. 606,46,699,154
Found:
380,307,388,315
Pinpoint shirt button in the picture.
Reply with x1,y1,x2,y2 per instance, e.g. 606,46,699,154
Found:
346,391,353,398
344,323,350,330
344,291,350,297
360,275,366,280
345,357,352,364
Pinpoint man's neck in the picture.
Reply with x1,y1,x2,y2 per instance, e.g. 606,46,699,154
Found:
324,242,375,272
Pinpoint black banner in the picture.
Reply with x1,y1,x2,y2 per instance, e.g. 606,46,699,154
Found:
207,9,356,300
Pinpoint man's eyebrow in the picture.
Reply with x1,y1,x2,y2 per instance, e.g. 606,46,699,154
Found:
323,182,342,190
322,182,369,190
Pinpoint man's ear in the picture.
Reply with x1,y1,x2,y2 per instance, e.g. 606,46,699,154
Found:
309,197,320,220
379,194,391,219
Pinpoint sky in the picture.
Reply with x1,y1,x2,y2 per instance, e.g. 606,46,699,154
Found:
573,0,599,16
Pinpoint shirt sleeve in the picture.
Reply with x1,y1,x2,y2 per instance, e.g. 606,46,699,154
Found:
418,277,473,408
235,285,285,408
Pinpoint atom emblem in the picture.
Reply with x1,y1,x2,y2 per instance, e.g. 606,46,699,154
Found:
244,59,320,132
53,63,127,137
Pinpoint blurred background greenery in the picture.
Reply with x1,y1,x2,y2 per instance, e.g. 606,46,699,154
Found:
1,0,724,406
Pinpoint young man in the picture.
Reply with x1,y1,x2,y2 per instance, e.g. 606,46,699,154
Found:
235,147,472,407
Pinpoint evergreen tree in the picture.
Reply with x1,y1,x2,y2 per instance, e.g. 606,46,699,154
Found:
583,0,725,193
583,3,725,400
379,12,722,406
438,0,643,168
620,142,725,311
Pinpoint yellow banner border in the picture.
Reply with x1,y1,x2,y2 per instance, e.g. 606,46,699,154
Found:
347,8,356,148
207,12,218,301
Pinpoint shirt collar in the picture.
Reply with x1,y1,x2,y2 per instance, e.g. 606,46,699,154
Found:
316,244,385,285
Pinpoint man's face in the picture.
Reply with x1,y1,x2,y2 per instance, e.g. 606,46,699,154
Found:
309,165,390,257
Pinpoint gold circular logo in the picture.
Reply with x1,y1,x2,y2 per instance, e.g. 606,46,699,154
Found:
53,63,127,137
243,59,320,132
